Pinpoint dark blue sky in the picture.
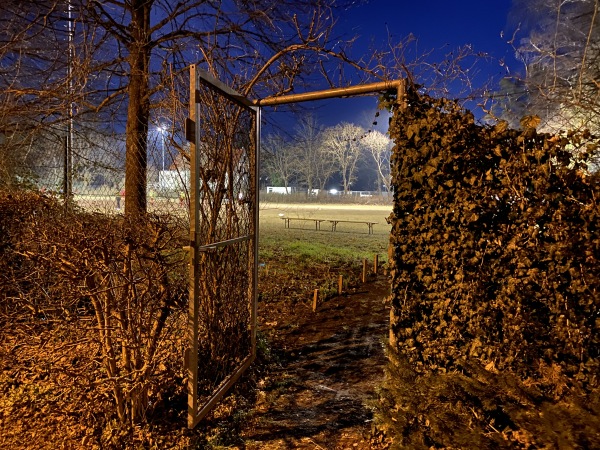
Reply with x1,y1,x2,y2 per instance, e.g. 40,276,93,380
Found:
341,0,515,62
268,0,518,130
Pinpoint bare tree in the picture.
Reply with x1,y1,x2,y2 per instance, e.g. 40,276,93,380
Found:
362,129,392,193
505,0,600,133
293,115,335,194
262,133,298,192
322,122,365,194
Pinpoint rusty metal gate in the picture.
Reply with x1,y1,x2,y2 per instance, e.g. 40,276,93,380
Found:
186,65,259,428
184,66,403,427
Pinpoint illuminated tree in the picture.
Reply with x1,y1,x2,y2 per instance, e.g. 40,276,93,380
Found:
322,122,365,194
362,129,392,193
293,115,335,194
262,133,298,193
506,0,599,133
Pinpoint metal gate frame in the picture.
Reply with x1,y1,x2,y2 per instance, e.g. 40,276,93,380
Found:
186,65,260,428
185,65,403,428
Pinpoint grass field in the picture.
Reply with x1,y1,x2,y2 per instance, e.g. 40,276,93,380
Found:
259,202,392,266
71,194,392,266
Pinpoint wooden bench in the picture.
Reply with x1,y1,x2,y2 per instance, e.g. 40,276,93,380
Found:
328,219,378,234
280,217,327,231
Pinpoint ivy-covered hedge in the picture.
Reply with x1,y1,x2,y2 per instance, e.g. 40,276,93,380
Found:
379,92,600,448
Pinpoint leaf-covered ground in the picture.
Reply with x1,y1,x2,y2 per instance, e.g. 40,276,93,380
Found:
240,277,391,449
0,255,392,449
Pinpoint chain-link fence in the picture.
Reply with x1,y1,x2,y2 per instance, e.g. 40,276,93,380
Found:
23,125,190,219
187,67,258,426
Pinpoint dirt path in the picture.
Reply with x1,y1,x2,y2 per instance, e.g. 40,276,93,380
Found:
242,280,390,449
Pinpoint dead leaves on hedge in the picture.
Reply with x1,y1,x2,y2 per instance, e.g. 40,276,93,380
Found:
381,92,600,448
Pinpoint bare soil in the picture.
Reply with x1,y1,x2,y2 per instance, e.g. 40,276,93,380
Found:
242,278,391,449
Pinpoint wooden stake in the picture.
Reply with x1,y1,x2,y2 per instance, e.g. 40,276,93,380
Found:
362,259,368,283
338,275,343,296
313,289,319,312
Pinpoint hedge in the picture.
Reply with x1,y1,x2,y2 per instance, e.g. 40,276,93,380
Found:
379,91,600,449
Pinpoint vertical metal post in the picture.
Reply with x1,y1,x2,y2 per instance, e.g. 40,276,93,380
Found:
251,106,261,356
63,135,68,199
65,126,72,202
187,65,200,428
157,126,166,172
161,131,165,171
398,79,407,110
65,0,74,203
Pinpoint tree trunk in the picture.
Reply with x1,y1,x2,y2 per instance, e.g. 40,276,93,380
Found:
124,1,151,216
342,170,349,194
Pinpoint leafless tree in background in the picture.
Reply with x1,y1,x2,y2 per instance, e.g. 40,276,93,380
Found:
503,0,599,134
362,129,392,193
262,133,298,193
292,115,336,195
322,122,365,194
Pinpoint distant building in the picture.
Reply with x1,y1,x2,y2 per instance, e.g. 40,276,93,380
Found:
266,186,297,194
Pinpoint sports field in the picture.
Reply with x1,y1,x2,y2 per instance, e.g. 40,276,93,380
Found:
259,202,392,265
72,193,187,215
71,193,393,264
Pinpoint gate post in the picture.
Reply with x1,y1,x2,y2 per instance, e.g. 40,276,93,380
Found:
187,65,200,428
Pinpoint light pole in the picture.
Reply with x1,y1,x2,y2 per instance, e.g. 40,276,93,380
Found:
158,126,166,171
64,0,74,203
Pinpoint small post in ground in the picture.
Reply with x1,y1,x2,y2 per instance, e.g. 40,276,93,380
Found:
312,289,319,312
338,274,343,296
362,259,368,283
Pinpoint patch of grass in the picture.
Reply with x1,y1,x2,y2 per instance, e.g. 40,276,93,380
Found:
259,203,391,266
285,240,363,262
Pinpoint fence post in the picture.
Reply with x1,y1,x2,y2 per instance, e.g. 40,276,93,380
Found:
313,289,319,312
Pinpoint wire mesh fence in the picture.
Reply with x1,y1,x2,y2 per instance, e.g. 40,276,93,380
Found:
187,67,258,426
25,126,190,220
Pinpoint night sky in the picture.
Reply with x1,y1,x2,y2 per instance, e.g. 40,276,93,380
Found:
341,0,515,63
269,0,518,129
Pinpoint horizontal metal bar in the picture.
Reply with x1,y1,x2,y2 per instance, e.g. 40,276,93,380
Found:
253,79,403,106
197,235,252,252
196,68,256,109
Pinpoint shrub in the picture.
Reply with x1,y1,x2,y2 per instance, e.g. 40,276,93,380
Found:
1,190,188,424
379,91,600,448
0,190,68,323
